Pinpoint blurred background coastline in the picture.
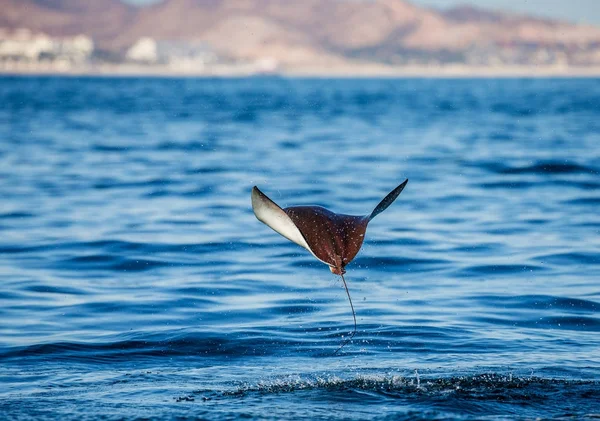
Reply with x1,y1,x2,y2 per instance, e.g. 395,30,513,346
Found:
2,0,600,77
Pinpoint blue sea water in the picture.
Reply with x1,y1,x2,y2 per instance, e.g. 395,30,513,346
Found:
0,76,599,420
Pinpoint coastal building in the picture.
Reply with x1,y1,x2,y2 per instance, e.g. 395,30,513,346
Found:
126,37,158,63
126,37,218,70
0,28,94,69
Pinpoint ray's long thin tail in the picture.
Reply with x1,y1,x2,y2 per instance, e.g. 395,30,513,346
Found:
333,273,357,355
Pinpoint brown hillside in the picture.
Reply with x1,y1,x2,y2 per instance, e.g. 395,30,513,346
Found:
2,0,600,65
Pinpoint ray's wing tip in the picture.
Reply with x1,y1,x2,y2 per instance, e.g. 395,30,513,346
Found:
368,178,409,221
394,178,409,194
251,186,283,214
400,178,408,190
251,186,263,213
251,185,264,200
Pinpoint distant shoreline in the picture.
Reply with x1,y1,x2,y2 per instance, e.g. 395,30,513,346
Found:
2,63,600,78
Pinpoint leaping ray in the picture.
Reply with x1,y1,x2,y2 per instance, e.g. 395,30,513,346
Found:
251,179,409,353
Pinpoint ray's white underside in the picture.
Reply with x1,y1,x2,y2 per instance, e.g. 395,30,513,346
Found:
251,187,329,266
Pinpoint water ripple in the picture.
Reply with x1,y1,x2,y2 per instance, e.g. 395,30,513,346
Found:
1,76,599,420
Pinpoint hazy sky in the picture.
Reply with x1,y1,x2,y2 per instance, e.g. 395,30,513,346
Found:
414,0,600,25
125,0,600,26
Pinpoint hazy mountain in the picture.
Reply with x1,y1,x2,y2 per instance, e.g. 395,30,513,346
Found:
0,0,135,49
2,0,600,66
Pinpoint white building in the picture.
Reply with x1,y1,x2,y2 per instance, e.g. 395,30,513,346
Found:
0,28,94,65
126,37,218,70
126,37,158,63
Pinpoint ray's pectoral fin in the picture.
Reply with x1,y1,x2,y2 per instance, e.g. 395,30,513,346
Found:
251,186,312,252
369,179,408,221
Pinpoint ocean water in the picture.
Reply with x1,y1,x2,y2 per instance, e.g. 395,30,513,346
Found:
0,76,599,420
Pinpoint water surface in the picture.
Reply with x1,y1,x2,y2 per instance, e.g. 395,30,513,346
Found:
0,76,599,420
